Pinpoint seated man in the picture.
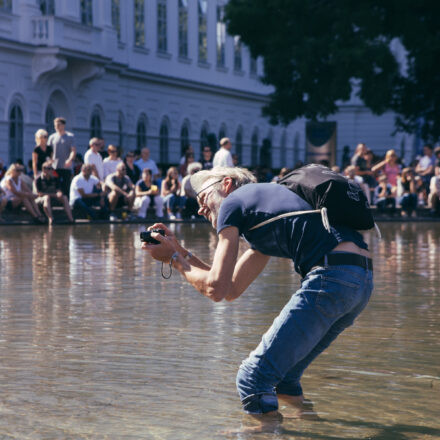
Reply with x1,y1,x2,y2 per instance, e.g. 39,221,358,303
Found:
134,168,164,219
35,161,74,224
70,164,108,220
105,162,135,220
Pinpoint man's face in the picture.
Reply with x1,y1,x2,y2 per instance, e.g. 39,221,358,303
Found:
423,146,432,157
222,141,231,150
141,148,150,160
82,167,92,179
54,120,65,132
91,141,100,152
117,164,126,176
196,178,225,228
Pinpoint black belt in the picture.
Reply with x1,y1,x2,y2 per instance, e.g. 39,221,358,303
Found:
312,253,373,271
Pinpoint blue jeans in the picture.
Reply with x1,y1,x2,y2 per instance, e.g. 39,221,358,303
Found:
163,193,185,212
236,260,373,414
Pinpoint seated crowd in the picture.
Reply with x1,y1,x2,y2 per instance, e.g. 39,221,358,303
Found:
1,128,440,224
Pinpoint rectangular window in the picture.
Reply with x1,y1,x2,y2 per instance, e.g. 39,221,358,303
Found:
234,35,242,71
80,0,93,26
134,0,145,47
216,5,226,67
250,56,257,76
157,0,167,52
0,0,12,11
198,0,208,63
39,0,55,15
178,0,188,58
112,0,121,40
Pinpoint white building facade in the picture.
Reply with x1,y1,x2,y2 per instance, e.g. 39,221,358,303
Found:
0,0,416,171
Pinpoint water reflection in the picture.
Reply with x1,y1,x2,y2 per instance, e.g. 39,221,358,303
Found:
0,223,439,439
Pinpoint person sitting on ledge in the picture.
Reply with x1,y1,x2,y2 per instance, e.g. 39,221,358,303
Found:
134,168,164,219
105,162,135,221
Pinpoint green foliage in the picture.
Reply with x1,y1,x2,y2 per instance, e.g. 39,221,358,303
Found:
225,0,440,141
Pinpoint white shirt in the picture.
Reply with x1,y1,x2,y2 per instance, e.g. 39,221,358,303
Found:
0,176,22,200
103,157,122,179
135,158,159,176
70,173,99,205
84,149,104,181
213,147,233,168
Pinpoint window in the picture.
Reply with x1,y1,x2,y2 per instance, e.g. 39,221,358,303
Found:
39,0,55,15
9,105,23,163
250,56,257,76
200,122,209,154
234,36,242,71
112,0,121,40
80,0,93,26
218,124,227,141
136,116,147,149
293,132,300,165
90,111,102,139
216,5,226,67
134,0,145,47
0,0,12,12
45,105,55,135
178,0,188,58
159,119,169,164
198,0,208,63
157,0,167,52
251,130,258,167
180,122,190,156
235,127,243,165
280,131,287,167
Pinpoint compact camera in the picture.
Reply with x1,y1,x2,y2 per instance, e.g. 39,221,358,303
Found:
140,228,165,245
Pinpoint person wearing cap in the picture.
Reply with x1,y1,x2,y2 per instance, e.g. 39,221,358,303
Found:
141,166,373,431
213,137,234,168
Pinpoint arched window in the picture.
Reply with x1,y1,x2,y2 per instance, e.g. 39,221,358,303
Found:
136,116,147,149
180,121,190,156
234,36,242,71
280,130,287,167
118,112,125,149
235,126,243,164
200,122,209,154
80,0,93,26
159,119,169,164
9,104,24,163
90,111,102,138
45,105,55,135
218,124,227,142
39,0,55,15
178,0,188,58
251,129,259,167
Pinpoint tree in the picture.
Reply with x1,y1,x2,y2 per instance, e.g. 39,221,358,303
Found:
225,0,440,142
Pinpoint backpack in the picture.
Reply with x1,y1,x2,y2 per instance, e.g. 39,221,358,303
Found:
250,164,375,232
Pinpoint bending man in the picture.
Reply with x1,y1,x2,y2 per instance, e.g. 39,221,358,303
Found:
142,166,373,428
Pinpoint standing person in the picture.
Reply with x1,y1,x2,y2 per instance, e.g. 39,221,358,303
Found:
84,138,104,181
161,166,184,220
103,145,122,179
200,145,213,170
34,161,74,224
0,164,45,223
213,137,234,168
134,168,164,219
124,151,141,185
135,147,160,180
32,129,53,178
47,117,76,195
142,166,373,432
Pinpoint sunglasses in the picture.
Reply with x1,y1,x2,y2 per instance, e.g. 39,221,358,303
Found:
108,149,117,153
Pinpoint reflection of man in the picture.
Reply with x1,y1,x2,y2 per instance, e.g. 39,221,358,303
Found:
213,137,233,168
70,164,108,220
142,166,373,432
47,117,76,195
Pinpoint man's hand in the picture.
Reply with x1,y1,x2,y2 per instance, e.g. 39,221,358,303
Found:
141,223,180,263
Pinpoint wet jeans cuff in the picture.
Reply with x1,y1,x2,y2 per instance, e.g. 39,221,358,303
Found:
241,392,279,414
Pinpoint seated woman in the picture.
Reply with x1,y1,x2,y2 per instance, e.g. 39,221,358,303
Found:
161,166,185,220
134,168,164,219
374,175,396,215
0,164,45,223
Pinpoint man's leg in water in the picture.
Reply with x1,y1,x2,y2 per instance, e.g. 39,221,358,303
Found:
235,266,373,431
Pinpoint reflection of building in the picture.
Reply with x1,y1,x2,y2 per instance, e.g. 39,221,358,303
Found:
1,1,414,169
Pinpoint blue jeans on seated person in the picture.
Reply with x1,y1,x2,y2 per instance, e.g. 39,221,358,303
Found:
73,197,108,220
236,262,373,414
163,193,185,213
398,193,417,214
